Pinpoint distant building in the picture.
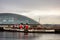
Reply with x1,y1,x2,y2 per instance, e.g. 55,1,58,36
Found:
0,13,40,28
0,13,39,24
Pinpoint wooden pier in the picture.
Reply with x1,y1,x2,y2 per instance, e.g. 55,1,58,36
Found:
3,27,55,33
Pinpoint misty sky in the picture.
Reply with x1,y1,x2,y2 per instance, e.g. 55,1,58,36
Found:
0,0,60,24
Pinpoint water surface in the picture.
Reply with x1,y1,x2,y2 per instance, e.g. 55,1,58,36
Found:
0,32,60,40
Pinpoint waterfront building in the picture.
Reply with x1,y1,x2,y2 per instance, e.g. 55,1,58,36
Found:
0,13,40,28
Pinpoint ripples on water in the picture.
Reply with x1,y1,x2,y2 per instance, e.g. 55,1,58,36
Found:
0,32,60,40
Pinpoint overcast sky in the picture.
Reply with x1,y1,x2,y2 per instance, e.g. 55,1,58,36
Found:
0,0,60,24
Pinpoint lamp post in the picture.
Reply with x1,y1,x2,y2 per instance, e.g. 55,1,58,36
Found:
39,17,40,24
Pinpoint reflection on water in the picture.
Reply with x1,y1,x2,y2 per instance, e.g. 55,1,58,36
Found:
0,32,60,40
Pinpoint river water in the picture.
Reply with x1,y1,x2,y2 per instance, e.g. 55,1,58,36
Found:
0,32,60,40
